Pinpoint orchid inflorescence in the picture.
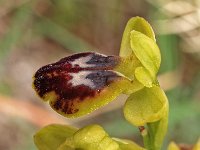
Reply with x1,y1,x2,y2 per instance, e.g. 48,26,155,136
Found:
33,17,169,150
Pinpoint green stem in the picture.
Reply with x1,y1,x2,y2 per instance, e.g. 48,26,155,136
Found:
140,126,158,150
139,126,152,150
140,108,169,150
143,132,152,149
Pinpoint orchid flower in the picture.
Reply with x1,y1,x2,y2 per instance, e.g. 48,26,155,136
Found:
34,124,144,150
33,17,169,150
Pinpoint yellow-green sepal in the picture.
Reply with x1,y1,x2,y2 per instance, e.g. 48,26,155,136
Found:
73,124,120,150
130,30,161,86
135,67,157,88
124,86,168,150
34,124,78,150
56,124,146,150
120,16,156,57
123,86,168,126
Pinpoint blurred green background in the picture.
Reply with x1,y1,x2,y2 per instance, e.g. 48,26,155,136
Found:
0,0,199,149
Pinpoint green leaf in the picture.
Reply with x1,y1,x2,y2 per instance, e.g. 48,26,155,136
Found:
73,124,120,150
113,138,145,150
120,16,155,57
130,30,161,78
34,124,77,150
123,86,168,126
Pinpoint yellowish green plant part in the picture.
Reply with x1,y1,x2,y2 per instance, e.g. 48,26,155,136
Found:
33,17,170,150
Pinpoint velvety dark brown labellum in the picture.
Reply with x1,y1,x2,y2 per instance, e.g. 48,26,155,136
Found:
33,52,122,115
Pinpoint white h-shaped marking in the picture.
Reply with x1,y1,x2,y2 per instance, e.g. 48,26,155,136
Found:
68,71,95,88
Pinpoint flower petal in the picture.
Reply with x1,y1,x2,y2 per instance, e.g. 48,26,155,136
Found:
33,52,131,117
135,66,157,88
120,16,155,57
73,124,119,150
130,30,161,79
34,124,77,150
124,86,168,126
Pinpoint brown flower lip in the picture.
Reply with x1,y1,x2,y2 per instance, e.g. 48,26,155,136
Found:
33,52,121,114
